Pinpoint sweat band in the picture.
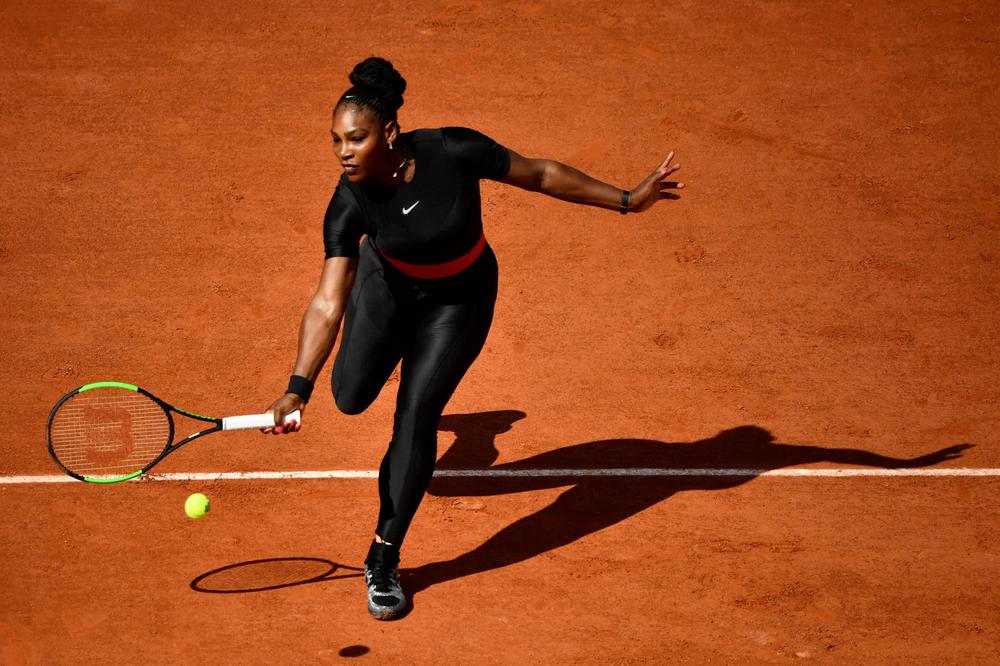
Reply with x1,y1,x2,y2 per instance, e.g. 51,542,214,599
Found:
286,374,314,403
620,189,630,215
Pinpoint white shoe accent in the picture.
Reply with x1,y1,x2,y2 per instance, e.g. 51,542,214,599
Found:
402,201,420,215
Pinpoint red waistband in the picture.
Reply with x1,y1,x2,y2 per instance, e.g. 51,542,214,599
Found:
377,232,487,279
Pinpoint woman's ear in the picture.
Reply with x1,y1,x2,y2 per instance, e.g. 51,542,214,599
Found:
385,120,399,147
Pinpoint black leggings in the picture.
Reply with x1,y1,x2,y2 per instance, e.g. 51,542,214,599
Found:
332,236,498,546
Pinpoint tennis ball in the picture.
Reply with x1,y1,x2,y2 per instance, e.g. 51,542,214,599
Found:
184,492,210,519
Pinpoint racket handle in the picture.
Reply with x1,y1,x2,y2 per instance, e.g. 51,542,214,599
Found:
222,410,301,431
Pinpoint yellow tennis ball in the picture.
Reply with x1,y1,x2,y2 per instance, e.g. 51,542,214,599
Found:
184,492,210,519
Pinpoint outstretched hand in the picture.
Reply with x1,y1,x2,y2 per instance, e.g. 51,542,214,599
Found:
628,151,683,213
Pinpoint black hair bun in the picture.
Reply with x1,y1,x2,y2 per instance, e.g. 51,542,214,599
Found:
349,57,406,113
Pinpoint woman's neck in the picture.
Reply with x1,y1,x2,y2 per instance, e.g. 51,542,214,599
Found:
372,134,414,187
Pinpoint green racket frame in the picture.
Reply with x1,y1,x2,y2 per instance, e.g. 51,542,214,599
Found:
47,381,221,483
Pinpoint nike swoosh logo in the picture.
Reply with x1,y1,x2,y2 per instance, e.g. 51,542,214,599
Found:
402,201,420,215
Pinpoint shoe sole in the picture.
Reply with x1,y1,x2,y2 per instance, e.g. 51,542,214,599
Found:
368,602,405,620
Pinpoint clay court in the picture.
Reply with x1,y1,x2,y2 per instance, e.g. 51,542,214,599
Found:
2,1,998,662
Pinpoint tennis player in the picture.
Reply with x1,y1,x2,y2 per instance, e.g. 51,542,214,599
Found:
264,56,683,620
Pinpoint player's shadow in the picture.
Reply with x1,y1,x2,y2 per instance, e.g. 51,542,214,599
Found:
403,410,973,598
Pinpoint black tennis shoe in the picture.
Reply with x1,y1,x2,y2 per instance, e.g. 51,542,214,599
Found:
364,563,405,620
364,540,405,620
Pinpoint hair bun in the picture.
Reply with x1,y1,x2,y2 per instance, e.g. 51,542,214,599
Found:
349,57,406,113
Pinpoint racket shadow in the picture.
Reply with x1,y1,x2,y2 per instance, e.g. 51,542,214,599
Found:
403,411,973,597
190,557,363,594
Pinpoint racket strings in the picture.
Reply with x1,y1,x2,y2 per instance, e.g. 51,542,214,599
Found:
49,389,171,476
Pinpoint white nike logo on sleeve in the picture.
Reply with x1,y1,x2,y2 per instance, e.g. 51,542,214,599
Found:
402,201,420,215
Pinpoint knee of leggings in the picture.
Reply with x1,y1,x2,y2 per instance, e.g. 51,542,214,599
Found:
333,387,369,416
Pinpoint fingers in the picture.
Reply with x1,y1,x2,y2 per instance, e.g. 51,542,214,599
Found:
657,151,675,173
658,179,684,201
659,163,681,180
271,415,295,435
260,404,302,436
656,151,680,177
271,413,301,436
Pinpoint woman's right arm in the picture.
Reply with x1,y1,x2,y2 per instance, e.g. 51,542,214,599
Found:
263,254,359,433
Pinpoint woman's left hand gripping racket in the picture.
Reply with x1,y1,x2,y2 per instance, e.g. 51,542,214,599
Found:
46,381,300,483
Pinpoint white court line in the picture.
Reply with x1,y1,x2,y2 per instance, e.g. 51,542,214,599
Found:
3,468,1000,484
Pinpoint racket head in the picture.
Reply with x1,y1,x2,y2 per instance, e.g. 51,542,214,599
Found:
47,382,175,483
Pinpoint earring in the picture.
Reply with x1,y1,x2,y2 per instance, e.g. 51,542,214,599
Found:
389,141,393,151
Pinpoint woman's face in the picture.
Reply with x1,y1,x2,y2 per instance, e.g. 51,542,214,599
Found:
330,104,393,183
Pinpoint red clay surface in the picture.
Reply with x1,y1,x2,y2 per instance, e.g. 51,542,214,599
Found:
1,1,998,663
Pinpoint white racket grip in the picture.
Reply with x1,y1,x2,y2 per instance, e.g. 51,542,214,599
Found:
222,410,301,431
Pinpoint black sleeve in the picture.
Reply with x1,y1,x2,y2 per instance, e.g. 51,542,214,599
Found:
323,177,365,258
441,126,511,181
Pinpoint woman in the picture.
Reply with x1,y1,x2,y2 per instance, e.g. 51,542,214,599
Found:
264,57,683,620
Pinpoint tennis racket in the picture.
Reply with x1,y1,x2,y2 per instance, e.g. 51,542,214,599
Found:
47,381,301,484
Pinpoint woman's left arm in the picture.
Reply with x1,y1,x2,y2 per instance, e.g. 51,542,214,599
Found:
499,149,683,214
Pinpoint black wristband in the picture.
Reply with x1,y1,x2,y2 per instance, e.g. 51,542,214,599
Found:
619,189,630,215
286,374,314,403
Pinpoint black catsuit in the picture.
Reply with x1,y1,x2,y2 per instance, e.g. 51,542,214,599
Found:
323,127,510,546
